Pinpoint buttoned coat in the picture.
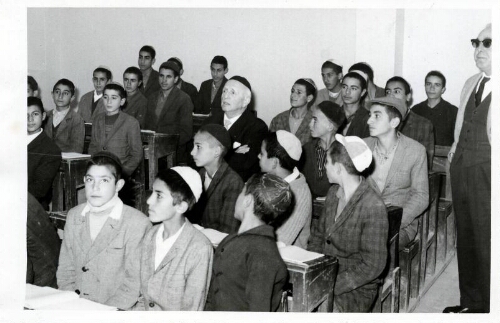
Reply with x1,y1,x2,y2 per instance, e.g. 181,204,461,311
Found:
144,86,194,146
122,91,147,128
139,69,161,99
44,107,85,153
364,134,429,242
88,112,143,177
269,108,313,145
203,108,268,181
308,179,388,312
401,110,435,168
77,91,106,122
195,77,227,115
133,220,213,311
57,203,151,310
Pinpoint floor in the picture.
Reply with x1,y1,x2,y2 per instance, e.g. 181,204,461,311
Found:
413,254,460,313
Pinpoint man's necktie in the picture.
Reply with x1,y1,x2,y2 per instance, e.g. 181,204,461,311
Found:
475,77,490,107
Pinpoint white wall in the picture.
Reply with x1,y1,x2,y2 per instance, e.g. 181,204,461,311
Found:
28,8,490,125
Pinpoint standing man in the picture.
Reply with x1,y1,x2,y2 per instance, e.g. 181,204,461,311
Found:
138,45,161,99
444,24,492,314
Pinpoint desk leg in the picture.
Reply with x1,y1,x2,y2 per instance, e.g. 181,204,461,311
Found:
316,293,334,312
52,171,64,212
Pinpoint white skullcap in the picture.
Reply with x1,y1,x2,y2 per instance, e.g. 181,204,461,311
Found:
350,69,369,82
327,59,343,68
171,166,203,202
334,134,373,172
276,130,302,161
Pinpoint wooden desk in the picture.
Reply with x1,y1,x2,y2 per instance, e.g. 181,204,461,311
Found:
52,154,91,212
141,131,179,190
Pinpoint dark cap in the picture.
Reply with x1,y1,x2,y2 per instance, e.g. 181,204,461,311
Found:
159,61,180,74
368,96,408,118
91,151,123,169
230,76,251,91
199,124,231,150
317,101,346,127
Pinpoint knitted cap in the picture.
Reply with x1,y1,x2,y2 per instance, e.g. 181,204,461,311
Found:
171,166,202,202
230,76,251,91
335,134,373,172
368,96,408,119
199,124,231,151
327,59,343,69
276,130,302,161
317,101,346,127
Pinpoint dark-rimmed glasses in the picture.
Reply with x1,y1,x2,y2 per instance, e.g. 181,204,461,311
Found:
471,38,492,48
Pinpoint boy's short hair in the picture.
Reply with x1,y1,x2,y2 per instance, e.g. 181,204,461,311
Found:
28,96,44,113
167,57,183,71
211,55,228,70
86,151,123,182
321,60,343,75
103,83,127,99
93,67,112,80
349,62,374,82
425,70,446,88
159,61,180,78
386,76,412,95
28,76,38,92
156,169,197,211
294,78,317,107
328,141,359,175
140,45,156,59
53,78,75,96
263,132,298,172
343,72,368,91
123,66,143,82
244,173,292,226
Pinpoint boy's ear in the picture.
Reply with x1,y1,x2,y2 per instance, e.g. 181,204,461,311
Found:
179,68,184,76
390,117,401,129
120,98,126,107
441,87,446,95
70,94,76,102
138,80,143,88
115,178,125,192
360,88,367,98
224,68,229,75
42,111,46,121
152,58,156,66
174,75,180,84
306,94,314,103
175,201,189,214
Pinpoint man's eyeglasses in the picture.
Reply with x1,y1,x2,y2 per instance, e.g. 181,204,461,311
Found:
471,38,492,49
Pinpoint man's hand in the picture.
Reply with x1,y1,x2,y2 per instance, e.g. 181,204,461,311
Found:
448,151,454,163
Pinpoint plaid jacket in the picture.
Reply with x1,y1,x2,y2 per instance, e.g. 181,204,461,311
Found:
308,179,388,312
401,110,435,168
269,108,313,145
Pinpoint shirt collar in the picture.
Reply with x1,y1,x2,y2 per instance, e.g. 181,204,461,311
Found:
156,221,186,243
283,167,300,183
81,193,123,220
224,112,242,125
93,90,103,102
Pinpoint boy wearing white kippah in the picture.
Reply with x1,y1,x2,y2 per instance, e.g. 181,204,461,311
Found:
308,135,388,312
134,167,213,311
259,130,312,249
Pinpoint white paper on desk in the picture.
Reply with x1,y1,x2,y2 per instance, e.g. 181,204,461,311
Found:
61,152,91,159
141,129,156,133
278,245,323,265
193,225,228,247
192,113,210,117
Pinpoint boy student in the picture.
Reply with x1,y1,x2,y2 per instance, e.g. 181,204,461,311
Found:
195,55,228,115
339,71,370,138
364,96,429,249
348,62,385,110
190,124,243,234
122,66,147,128
308,135,388,312
144,61,194,164
138,45,161,98
88,82,142,178
77,66,111,122
134,167,213,311
167,57,198,106
205,173,291,312
28,75,39,97
44,79,85,153
57,151,151,310
259,130,312,249
412,71,458,146
385,76,435,167
27,97,62,209
315,59,344,107
301,100,346,197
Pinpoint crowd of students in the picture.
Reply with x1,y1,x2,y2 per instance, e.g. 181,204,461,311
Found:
26,21,491,313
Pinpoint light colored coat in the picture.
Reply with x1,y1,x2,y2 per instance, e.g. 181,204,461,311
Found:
57,203,151,310
133,220,213,311
76,91,106,122
44,107,85,153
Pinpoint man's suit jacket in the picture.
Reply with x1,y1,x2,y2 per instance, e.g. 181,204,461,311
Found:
203,108,268,181
44,107,85,153
269,108,313,145
57,202,151,310
144,86,194,146
308,179,388,312
195,77,227,115
133,220,213,311
77,91,106,122
28,131,62,208
179,79,198,106
88,112,143,177
364,134,429,240
450,72,491,156
139,69,161,99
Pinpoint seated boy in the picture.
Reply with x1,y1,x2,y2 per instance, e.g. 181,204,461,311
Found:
195,55,228,115
57,151,151,309
205,173,291,312
138,45,160,98
77,66,111,122
308,135,388,312
314,59,344,107
190,124,243,233
122,66,147,128
365,96,429,249
88,82,142,178
133,167,213,311
27,97,62,209
259,130,312,249
44,78,85,153
28,75,39,97
167,57,198,106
